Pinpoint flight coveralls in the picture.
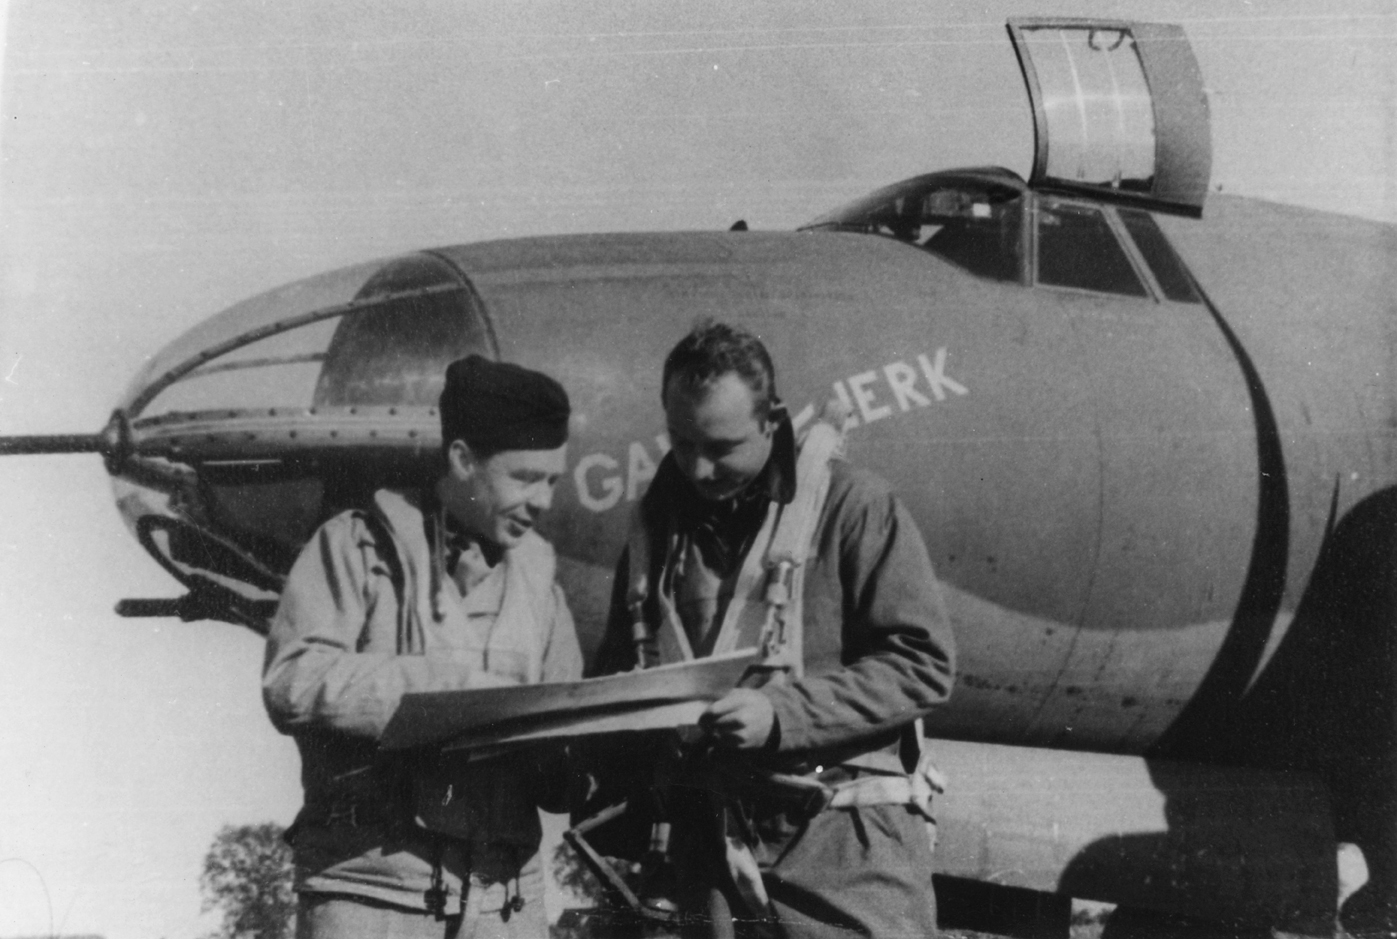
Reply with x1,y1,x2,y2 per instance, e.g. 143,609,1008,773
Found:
592,424,956,939
264,488,582,938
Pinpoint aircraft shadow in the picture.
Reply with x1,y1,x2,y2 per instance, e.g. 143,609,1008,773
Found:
1061,485,1397,937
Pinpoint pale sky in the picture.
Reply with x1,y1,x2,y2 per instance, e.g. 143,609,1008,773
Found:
1,2,1393,936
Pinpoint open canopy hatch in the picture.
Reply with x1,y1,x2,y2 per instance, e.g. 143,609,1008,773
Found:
1007,17,1211,217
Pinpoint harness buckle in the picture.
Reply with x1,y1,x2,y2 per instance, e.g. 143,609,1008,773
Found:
759,560,797,667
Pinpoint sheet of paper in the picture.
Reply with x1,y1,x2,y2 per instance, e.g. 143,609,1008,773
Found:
379,649,759,751
441,701,710,755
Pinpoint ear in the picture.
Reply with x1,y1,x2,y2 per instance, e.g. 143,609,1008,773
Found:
758,408,779,438
446,439,478,480
757,397,785,438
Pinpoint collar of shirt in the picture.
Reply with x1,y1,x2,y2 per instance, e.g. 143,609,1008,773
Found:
443,520,503,589
648,408,797,577
420,488,504,594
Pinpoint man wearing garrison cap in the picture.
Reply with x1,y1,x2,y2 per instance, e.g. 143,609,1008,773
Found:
264,355,583,939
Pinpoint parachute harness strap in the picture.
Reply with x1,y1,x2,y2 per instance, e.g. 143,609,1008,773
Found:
756,399,849,681
627,504,655,670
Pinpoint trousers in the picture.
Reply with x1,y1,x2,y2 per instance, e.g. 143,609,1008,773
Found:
295,857,546,939
667,798,938,939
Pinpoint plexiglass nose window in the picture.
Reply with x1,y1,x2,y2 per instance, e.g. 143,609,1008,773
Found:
134,253,493,419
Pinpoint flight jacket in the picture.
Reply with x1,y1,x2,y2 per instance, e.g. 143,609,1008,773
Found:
263,488,582,914
596,444,956,777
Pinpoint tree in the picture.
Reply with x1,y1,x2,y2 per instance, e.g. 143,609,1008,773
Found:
200,822,296,939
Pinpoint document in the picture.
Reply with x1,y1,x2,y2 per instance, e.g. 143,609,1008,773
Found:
380,649,759,752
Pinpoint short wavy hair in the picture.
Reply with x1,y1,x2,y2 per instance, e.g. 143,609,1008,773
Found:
661,319,777,421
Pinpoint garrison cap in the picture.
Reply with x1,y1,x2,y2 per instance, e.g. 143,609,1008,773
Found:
440,355,570,452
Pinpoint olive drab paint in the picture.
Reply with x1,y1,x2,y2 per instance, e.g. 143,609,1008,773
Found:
572,348,969,513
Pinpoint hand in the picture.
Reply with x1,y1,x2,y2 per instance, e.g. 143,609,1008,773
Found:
700,688,775,750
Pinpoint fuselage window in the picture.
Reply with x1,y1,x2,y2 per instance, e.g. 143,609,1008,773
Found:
1037,199,1148,297
1117,208,1201,303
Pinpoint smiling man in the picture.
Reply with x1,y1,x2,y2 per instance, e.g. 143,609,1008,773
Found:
263,355,582,939
591,321,956,938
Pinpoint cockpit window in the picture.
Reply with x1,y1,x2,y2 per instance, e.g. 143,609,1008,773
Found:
1117,208,1201,303
800,174,1026,283
800,169,1197,302
1036,199,1147,297
921,191,1024,283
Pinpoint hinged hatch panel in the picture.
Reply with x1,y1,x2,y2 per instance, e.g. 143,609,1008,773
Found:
1007,18,1211,217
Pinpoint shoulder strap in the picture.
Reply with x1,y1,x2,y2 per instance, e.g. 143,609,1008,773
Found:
626,505,696,667
354,507,417,654
625,505,657,668
368,489,439,652
754,399,850,680
766,403,847,569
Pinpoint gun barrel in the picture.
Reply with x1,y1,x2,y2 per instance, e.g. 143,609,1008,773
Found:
0,412,131,464
0,433,107,456
115,598,187,618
